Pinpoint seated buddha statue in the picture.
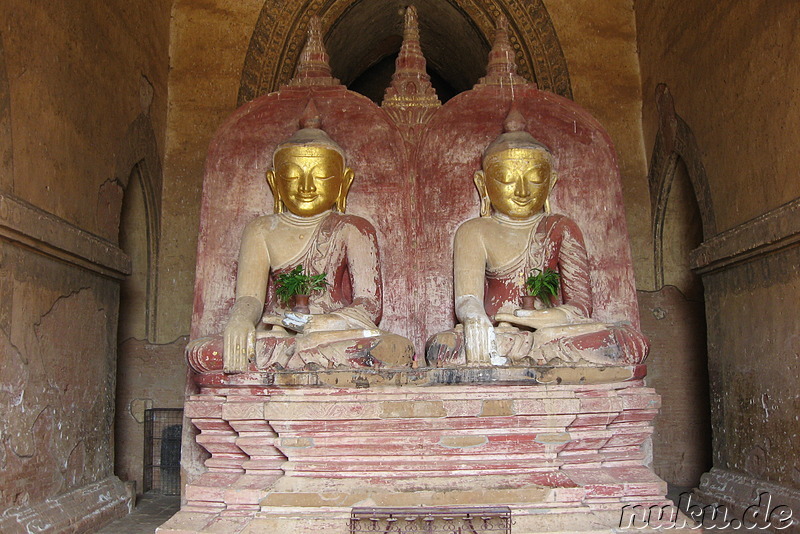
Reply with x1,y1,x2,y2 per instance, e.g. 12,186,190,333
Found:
425,109,649,367
187,108,414,373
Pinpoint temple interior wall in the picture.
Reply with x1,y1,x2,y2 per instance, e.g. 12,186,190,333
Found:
0,243,119,510
637,1,800,232
0,2,170,236
157,0,263,343
636,0,800,499
0,0,172,526
114,337,187,495
0,0,798,528
704,246,800,488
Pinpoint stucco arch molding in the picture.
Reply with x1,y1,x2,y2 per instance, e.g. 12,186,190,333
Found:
238,0,572,105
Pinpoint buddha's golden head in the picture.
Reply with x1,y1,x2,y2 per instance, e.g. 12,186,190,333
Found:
267,102,354,217
474,107,557,219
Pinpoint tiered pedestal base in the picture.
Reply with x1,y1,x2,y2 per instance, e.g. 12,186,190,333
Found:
160,366,699,533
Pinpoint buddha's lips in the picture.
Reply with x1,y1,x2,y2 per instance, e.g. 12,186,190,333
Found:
512,197,533,206
296,193,319,202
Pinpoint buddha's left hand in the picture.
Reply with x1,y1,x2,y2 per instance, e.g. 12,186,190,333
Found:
305,313,350,333
494,308,569,330
282,312,349,333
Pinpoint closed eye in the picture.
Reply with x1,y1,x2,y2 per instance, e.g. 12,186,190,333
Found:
524,168,549,184
492,171,517,184
277,162,303,181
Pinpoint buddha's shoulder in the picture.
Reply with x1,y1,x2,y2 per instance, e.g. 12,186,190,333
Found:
456,216,496,237
540,213,582,232
542,212,576,223
326,212,377,235
243,214,282,233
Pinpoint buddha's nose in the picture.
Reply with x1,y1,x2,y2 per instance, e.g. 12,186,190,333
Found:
299,172,316,193
514,175,529,197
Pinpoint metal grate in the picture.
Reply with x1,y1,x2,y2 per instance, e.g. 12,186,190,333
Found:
351,506,512,533
143,408,183,495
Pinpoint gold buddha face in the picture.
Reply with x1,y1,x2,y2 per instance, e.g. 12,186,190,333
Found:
267,145,354,217
476,147,553,219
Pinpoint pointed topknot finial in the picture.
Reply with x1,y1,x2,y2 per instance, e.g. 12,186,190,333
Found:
382,5,441,133
503,100,527,133
299,99,322,129
289,16,340,87
389,6,430,80
494,15,509,46
478,14,529,87
483,100,549,161
404,5,420,42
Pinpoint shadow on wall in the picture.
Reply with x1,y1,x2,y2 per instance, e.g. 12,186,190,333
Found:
642,84,715,488
639,285,711,487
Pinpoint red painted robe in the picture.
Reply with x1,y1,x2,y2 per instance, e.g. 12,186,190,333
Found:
427,214,649,367
266,212,382,329
187,212,413,372
484,214,592,320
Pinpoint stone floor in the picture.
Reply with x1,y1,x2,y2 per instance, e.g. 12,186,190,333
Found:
98,486,745,533
97,493,180,534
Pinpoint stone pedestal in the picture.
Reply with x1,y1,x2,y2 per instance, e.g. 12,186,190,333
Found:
159,367,699,533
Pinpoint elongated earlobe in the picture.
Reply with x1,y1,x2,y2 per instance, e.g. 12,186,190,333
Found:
474,170,491,217
545,171,558,214
336,168,355,213
266,170,284,214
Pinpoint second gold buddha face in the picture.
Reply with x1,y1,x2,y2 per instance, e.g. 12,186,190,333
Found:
477,148,553,219
267,146,354,217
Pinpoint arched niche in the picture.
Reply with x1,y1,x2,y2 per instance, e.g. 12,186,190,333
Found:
649,84,716,288
105,113,163,342
644,83,714,488
118,159,159,342
237,0,572,106
111,112,166,495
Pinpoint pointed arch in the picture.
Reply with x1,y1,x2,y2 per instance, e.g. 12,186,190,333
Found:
110,114,162,342
237,0,572,106
648,84,716,287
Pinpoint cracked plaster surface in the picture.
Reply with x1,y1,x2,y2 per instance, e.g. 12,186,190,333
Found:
1,272,117,509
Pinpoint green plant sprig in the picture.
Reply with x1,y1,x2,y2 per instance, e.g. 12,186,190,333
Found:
274,265,329,305
525,267,560,308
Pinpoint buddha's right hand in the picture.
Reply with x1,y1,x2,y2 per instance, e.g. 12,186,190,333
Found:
222,296,263,373
463,315,497,366
223,316,256,374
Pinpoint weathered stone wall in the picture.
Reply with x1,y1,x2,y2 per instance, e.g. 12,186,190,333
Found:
636,0,800,511
158,0,262,343
0,244,119,508
114,338,187,494
0,0,171,530
638,286,711,487
0,2,170,236
545,1,652,287
637,2,800,233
